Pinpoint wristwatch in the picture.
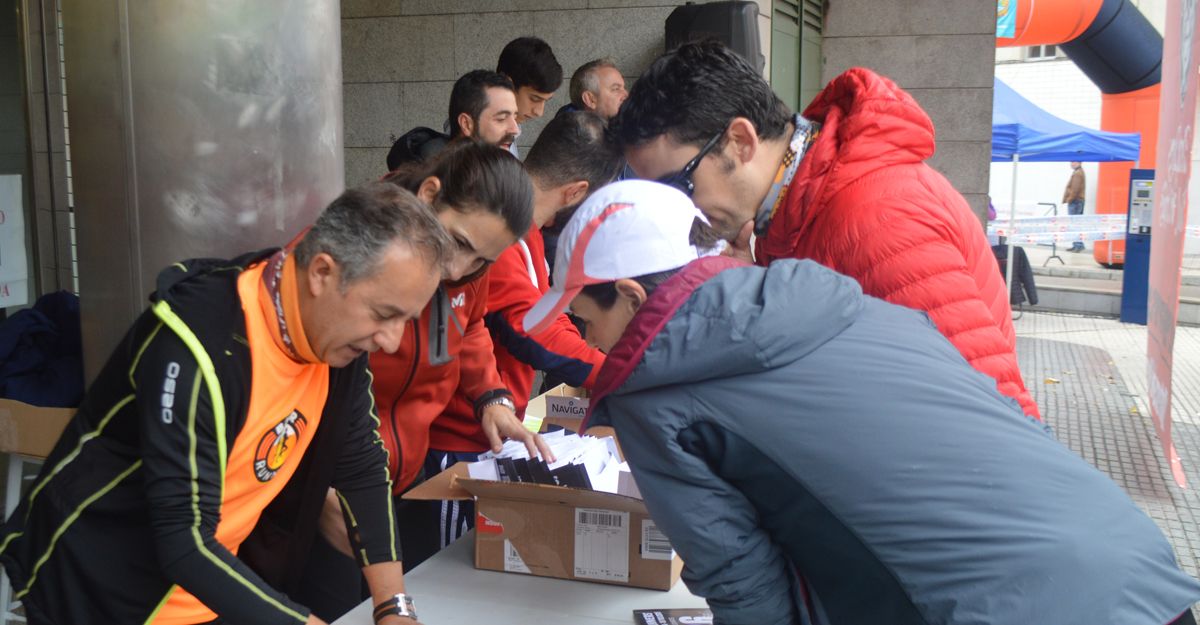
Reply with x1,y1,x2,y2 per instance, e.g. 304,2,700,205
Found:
373,593,417,623
482,395,516,413
474,389,516,421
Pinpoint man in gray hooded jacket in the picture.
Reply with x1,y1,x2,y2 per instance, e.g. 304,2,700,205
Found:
524,180,1200,625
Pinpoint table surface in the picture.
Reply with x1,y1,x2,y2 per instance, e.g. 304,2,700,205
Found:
332,531,707,625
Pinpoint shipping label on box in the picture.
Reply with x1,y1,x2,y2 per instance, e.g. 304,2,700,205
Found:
503,539,531,574
573,508,629,582
640,519,675,561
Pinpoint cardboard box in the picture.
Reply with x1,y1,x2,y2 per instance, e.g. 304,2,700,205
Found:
405,461,682,590
524,384,590,433
0,399,75,458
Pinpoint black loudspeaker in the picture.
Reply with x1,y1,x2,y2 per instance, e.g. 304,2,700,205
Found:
665,1,765,73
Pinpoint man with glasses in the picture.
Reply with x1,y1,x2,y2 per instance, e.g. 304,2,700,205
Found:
610,41,1040,420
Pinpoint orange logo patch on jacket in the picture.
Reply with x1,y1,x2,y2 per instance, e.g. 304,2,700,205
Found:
253,410,308,482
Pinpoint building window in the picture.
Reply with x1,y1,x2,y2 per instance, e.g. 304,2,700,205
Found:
1025,44,1063,61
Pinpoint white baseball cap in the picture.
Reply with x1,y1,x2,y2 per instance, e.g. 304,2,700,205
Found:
523,179,723,335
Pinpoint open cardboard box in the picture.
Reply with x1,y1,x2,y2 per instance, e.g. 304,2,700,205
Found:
404,458,680,590
524,384,589,434
0,398,75,458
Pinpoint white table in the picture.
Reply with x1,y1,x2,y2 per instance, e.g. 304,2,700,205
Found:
333,531,707,624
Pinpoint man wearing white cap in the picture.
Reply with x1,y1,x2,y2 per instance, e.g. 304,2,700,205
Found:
525,180,1200,625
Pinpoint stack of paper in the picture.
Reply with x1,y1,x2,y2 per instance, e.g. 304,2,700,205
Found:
467,431,631,494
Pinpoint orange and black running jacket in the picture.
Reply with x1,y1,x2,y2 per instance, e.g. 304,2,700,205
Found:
0,251,400,625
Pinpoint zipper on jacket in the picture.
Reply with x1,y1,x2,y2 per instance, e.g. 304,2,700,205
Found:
388,317,420,481
428,287,451,366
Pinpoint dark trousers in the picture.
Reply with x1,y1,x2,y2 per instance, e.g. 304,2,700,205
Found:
1172,610,1198,625
395,449,481,570
1068,199,1085,250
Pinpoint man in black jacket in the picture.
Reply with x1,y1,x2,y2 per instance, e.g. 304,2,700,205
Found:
0,183,450,625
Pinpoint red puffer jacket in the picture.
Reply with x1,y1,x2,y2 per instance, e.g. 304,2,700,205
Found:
756,68,1039,418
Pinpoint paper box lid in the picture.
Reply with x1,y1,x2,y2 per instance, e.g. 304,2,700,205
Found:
404,461,645,513
0,399,75,458
402,461,473,501
456,477,646,514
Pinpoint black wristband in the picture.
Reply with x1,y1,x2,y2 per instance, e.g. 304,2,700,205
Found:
373,606,417,623
373,593,417,622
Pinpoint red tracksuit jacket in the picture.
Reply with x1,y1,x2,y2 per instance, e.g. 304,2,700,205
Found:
429,227,605,453
372,276,508,491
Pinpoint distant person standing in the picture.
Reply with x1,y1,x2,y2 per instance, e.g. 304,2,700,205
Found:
1063,161,1086,252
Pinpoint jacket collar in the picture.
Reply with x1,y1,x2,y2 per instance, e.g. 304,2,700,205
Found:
583,255,747,429
152,248,277,305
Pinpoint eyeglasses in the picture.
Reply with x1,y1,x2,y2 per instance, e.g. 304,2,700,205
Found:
655,130,724,197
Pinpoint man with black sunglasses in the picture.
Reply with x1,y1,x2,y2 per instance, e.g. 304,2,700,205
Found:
610,41,1039,421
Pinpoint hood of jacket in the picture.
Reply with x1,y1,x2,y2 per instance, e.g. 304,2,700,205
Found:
755,68,937,265
150,249,276,307
799,67,935,201
588,256,864,424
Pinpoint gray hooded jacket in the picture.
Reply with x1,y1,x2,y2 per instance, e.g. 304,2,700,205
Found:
588,256,1200,625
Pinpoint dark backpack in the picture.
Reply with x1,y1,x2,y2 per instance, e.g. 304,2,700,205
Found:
386,126,450,171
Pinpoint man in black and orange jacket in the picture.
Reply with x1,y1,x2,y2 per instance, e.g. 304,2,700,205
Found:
0,184,448,625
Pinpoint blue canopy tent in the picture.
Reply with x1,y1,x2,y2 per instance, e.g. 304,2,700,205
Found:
991,77,1141,288
992,78,1141,162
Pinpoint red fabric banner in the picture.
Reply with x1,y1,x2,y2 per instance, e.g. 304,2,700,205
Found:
1147,0,1200,488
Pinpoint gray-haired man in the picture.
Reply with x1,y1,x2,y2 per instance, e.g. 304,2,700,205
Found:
0,182,449,625
560,58,627,120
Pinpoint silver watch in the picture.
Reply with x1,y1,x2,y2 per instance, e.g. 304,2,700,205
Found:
482,395,515,412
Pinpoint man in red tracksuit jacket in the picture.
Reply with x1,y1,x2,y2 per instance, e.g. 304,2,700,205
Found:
610,41,1040,419
426,111,622,541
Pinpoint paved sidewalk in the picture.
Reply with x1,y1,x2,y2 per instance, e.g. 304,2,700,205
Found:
1014,311,1200,584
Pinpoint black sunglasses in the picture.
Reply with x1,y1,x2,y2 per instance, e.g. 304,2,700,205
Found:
655,130,724,197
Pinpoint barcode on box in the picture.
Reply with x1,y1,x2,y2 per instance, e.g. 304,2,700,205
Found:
641,519,675,560
503,539,531,574
574,507,630,582
578,509,623,527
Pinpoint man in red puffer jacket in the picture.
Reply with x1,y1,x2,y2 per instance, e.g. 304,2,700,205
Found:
611,41,1039,419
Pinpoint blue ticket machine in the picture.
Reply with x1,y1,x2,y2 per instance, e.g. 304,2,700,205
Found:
1120,169,1155,324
